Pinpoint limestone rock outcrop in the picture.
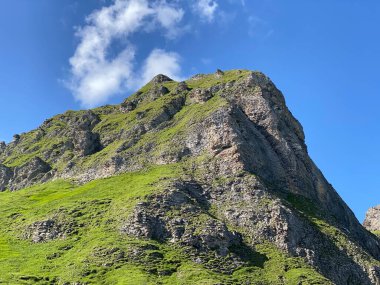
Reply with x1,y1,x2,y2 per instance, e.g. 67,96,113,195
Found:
0,164,12,191
365,206,380,232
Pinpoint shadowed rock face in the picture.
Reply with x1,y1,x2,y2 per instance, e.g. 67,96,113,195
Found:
0,164,12,191
365,206,380,232
0,157,52,191
0,69,379,284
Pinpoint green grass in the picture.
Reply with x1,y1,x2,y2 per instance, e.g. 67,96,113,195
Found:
0,164,181,284
186,69,253,89
0,164,332,284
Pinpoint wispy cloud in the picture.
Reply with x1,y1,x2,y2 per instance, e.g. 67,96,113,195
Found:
194,0,218,22
67,0,185,108
247,15,274,39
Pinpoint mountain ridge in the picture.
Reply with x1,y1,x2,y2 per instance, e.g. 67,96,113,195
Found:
0,69,379,284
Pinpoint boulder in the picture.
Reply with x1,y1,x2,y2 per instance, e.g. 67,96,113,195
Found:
151,74,173,84
24,218,76,243
364,206,380,232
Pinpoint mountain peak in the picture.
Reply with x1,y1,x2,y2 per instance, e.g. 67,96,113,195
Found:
150,74,174,84
0,69,380,284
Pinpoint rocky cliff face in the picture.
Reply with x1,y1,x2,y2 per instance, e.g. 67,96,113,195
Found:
365,206,380,233
0,69,379,284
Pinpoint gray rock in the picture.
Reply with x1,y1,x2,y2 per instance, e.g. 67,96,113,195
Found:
151,74,173,84
121,181,249,273
68,110,100,131
147,85,170,101
25,219,64,243
9,157,51,191
0,141,5,154
24,218,76,243
0,164,12,191
189,74,206,81
13,134,20,143
120,100,136,113
189,88,213,103
364,206,380,232
215,69,224,78
175,81,190,93
72,130,101,157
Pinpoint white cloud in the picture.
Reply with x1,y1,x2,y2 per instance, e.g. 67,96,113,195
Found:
194,0,218,22
139,49,183,86
156,6,183,29
67,0,185,108
66,0,246,107
73,48,135,107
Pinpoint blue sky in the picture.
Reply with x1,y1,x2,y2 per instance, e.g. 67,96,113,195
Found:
0,0,379,222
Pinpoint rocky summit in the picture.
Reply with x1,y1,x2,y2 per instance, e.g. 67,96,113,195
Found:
0,69,379,284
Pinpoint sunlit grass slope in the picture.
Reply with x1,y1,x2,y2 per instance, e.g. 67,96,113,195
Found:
0,164,330,285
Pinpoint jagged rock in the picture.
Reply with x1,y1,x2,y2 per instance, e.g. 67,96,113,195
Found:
44,110,103,157
210,174,377,284
121,182,204,241
364,206,380,232
151,74,173,84
189,74,206,81
72,130,101,157
69,110,100,131
175,81,190,93
120,100,136,113
244,71,271,87
24,218,76,243
25,219,65,243
0,164,12,191
122,181,251,273
68,110,100,131
181,219,242,256
147,85,170,101
9,157,52,191
0,141,5,153
215,69,224,78
148,95,185,129
189,88,213,103
13,134,20,143
121,203,169,240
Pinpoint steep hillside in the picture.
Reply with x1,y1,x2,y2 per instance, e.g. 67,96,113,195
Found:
0,70,379,284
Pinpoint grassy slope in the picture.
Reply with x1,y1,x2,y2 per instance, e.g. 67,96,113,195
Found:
0,164,330,285
0,70,336,284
